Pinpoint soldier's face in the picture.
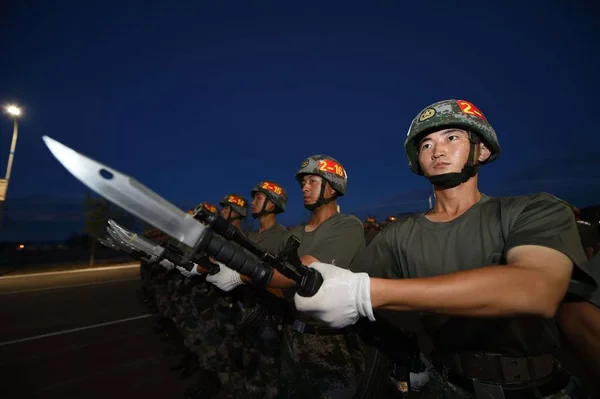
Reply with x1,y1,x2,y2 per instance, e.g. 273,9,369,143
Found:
221,205,232,219
301,175,324,205
251,192,274,214
417,129,472,176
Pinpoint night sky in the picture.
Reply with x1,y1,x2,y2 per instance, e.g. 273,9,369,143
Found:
1,1,599,241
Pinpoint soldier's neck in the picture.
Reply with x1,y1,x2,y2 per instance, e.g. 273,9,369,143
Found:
428,176,481,222
306,202,338,232
231,220,242,230
258,214,276,233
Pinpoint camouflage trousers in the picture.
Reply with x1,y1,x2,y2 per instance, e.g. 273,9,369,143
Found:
278,324,365,399
237,303,282,399
162,277,184,321
180,284,218,351
419,360,590,399
153,275,172,316
184,295,247,398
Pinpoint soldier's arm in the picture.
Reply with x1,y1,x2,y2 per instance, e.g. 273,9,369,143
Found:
371,194,584,318
370,244,572,318
266,218,364,288
264,255,319,288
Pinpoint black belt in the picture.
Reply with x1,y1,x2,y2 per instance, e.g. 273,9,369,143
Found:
446,365,570,399
285,319,347,336
431,351,555,384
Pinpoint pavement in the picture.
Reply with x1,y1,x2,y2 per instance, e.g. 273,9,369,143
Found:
0,264,189,399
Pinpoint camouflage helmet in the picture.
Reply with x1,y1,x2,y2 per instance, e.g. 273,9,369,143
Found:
250,181,287,213
192,201,219,218
404,99,501,175
218,194,249,218
295,154,347,196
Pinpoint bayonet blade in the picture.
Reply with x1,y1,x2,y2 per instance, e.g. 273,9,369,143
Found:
106,226,137,251
43,136,206,248
107,219,165,258
98,236,127,252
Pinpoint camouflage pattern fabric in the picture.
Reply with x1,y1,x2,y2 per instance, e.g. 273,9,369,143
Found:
154,271,174,316
218,194,249,218
419,361,590,399
278,325,365,398
250,181,288,213
162,275,183,321
171,281,194,330
295,154,347,196
214,296,247,398
405,99,501,175
183,293,246,398
238,302,282,399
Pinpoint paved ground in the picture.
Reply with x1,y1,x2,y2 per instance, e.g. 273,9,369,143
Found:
0,265,190,399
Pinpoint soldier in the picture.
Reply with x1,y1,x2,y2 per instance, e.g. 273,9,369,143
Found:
170,203,221,377
294,99,597,398
185,194,250,399
270,155,366,398
240,180,289,398
205,155,366,397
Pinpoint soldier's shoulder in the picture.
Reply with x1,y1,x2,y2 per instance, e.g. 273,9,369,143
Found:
381,213,417,232
334,213,365,229
286,225,304,235
484,192,571,213
274,223,288,233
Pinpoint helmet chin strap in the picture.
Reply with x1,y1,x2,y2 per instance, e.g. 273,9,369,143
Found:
426,132,480,190
304,182,337,211
252,199,277,219
225,208,244,222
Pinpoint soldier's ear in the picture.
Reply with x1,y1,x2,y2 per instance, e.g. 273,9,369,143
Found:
477,142,491,163
325,181,337,197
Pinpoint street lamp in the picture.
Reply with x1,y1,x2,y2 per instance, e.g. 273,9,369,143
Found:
0,104,22,231
6,105,21,117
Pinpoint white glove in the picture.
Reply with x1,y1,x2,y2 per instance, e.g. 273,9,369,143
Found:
206,262,244,291
293,262,375,328
176,263,203,278
159,259,175,270
409,369,430,392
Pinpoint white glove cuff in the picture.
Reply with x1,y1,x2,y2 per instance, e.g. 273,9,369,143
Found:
356,273,376,322
160,259,175,269
190,263,205,275
232,270,244,286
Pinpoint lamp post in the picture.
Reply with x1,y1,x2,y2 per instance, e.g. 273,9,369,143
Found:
0,104,22,231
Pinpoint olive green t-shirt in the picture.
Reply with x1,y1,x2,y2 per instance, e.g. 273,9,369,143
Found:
247,223,287,254
350,192,590,355
365,228,381,246
283,213,365,270
282,213,365,309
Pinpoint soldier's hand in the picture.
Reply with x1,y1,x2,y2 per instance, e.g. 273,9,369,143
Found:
206,262,245,291
159,259,176,270
176,264,202,278
293,262,375,328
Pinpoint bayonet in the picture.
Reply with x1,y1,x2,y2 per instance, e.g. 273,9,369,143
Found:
43,136,205,248
43,136,273,287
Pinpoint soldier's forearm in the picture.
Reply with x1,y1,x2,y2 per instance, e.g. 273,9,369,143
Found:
369,264,561,318
267,270,296,288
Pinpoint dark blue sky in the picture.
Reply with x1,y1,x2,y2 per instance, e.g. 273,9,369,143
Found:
1,1,599,241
